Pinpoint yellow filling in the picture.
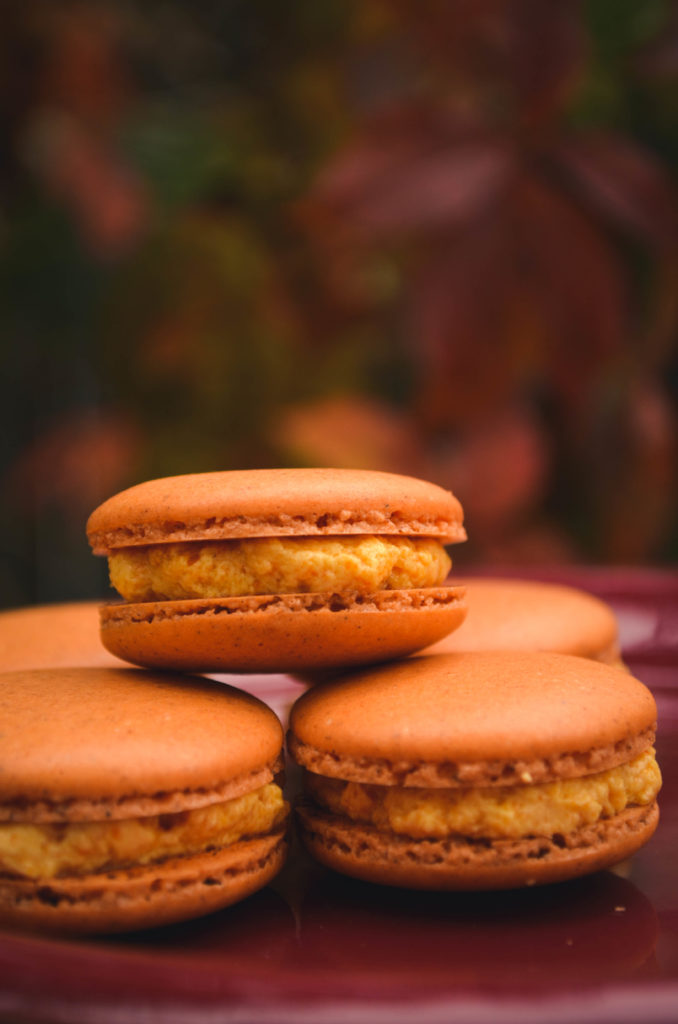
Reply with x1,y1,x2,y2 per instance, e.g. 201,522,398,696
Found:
109,536,451,602
305,749,660,840
0,783,287,880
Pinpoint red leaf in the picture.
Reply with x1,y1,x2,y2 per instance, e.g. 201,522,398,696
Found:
553,133,678,249
301,104,514,241
6,410,141,513
406,173,630,425
307,104,446,210
383,0,586,124
26,114,148,256
495,0,585,125
345,143,514,237
407,222,523,426
598,380,678,560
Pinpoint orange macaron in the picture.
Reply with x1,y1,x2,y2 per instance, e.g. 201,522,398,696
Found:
289,652,660,890
423,578,622,665
0,667,289,933
86,468,467,673
0,601,124,671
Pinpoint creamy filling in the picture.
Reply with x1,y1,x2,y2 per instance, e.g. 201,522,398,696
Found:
305,749,661,840
0,783,287,880
108,536,452,602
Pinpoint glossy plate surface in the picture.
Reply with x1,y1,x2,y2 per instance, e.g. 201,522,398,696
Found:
1,567,677,1024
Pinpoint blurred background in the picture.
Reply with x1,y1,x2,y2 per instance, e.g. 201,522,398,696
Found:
1,0,677,608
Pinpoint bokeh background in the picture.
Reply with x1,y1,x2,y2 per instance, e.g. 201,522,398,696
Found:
1,0,677,608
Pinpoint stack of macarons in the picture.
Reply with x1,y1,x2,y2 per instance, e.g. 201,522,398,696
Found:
0,467,662,933
0,468,468,932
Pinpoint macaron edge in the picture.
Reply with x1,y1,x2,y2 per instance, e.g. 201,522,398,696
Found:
97,587,468,672
0,831,288,933
295,802,659,891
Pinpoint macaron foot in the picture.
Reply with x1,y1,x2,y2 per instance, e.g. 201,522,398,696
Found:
0,832,288,934
295,803,659,891
98,587,467,672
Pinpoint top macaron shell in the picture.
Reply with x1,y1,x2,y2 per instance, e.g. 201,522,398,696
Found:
289,652,657,788
87,468,466,552
0,667,284,819
423,579,621,664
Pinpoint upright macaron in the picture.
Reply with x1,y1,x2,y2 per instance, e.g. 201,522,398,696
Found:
0,668,288,932
423,579,622,665
86,469,467,672
288,652,660,890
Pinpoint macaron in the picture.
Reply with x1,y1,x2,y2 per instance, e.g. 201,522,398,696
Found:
423,579,622,665
86,468,467,672
288,652,660,890
0,667,288,933
0,602,301,722
0,602,124,671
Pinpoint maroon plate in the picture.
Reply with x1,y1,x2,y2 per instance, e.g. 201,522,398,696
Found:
1,568,677,1024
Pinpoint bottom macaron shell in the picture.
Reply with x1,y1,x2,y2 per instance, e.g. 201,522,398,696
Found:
98,588,467,672
0,832,287,934
295,803,659,891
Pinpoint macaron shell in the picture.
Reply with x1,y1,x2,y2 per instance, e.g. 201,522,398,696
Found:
0,668,283,813
296,802,658,891
0,602,123,671
98,588,468,673
289,652,657,785
422,579,621,664
0,832,287,934
87,468,466,552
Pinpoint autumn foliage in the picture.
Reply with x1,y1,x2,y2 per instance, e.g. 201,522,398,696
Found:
1,0,677,604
